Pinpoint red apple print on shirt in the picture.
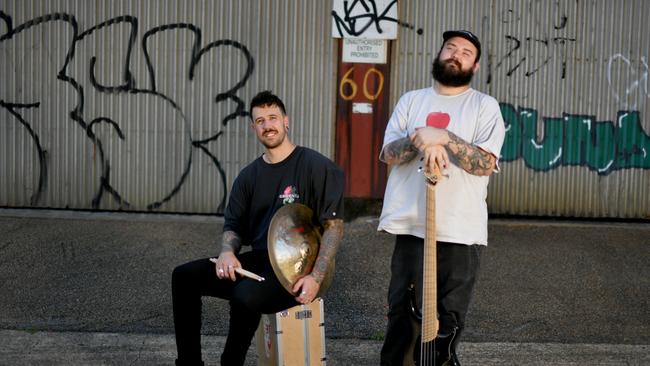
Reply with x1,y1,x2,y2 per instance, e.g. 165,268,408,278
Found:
426,112,450,129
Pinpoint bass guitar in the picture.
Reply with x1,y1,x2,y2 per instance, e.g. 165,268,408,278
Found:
407,157,456,365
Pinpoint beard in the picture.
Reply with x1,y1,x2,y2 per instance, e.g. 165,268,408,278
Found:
259,127,287,149
431,56,475,87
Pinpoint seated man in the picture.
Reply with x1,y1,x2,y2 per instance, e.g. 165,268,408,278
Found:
171,90,345,366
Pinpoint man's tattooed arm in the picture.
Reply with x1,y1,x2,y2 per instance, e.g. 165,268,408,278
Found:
220,230,242,254
445,132,497,176
310,219,344,284
380,137,419,165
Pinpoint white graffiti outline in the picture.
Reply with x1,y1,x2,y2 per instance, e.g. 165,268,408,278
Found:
607,54,649,110
549,147,563,165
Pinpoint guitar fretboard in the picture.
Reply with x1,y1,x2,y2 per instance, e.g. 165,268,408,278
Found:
421,178,438,343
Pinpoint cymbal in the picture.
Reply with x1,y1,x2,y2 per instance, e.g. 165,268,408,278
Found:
267,203,334,297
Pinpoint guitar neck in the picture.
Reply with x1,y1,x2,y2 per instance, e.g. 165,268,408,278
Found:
421,180,438,342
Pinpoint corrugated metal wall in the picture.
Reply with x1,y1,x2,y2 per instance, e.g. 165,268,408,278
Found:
393,0,650,218
0,0,336,214
2,1,649,218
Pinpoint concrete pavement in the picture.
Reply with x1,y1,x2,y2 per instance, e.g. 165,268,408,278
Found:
1,330,648,365
0,208,648,365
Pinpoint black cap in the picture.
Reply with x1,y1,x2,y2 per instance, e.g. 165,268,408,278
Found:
442,30,481,61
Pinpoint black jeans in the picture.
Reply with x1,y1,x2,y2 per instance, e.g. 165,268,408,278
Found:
380,235,483,366
172,250,298,366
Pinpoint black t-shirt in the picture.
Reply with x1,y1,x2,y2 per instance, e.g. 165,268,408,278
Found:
224,146,344,251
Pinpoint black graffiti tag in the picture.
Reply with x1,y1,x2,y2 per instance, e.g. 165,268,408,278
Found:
487,0,576,86
331,0,423,37
1,11,254,213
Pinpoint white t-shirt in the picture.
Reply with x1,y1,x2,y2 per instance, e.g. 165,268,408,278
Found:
377,86,505,245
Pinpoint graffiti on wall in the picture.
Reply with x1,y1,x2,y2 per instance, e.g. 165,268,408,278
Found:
331,0,422,38
0,11,253,212
500,104,650,174
607,54,649,111
487,0,576,98
490,1,649,175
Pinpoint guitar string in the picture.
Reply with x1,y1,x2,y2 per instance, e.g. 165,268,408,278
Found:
422,181,436,365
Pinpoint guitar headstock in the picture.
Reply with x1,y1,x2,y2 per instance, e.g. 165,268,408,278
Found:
422,163,446,186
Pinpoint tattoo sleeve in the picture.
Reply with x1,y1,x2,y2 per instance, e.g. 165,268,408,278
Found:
220,230,242,254
380,137,419,165
310,219,344,284
445,132,497,176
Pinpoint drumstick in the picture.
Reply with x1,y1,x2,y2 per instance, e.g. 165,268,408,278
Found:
209,258,265,282
235,267,265,282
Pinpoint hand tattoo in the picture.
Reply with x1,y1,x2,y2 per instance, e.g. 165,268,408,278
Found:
380,137,419,165
445,132,496,176
310,219,344,284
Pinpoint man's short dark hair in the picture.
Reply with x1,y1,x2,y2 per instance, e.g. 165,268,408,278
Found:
249,90,286,118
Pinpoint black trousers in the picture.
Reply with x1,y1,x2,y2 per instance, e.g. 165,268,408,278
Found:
380,235,483,366
172,250,298,366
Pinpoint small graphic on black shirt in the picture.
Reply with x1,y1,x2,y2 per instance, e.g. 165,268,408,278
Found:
279,185,299,204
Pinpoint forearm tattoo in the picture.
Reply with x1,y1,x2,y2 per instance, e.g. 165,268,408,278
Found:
221,230,242,254
380,137,419,165
310,219,344,284
445,132,496,176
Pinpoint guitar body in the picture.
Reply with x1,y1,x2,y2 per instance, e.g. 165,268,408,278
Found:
409,324,458,366
406,288,457,365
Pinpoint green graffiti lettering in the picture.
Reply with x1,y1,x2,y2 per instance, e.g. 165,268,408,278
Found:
521,110,564,171
615,111,650,169
563,115,616,173
498,103,648,175
499,103,521,161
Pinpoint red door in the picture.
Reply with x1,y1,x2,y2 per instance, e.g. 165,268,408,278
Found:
334,40,392,198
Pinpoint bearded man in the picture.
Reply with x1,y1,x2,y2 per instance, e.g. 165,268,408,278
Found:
377,30,506,366
172,91,345,366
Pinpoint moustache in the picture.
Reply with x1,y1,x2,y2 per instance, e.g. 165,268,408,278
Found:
444,58,462,69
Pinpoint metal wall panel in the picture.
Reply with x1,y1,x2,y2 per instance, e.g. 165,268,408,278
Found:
393,0,650,218
3,1,648,218
0,1,336,213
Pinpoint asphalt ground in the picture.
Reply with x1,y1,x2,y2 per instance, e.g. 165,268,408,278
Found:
0,208,648,365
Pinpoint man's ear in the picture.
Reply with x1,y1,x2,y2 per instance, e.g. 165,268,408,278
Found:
473,62,480,73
